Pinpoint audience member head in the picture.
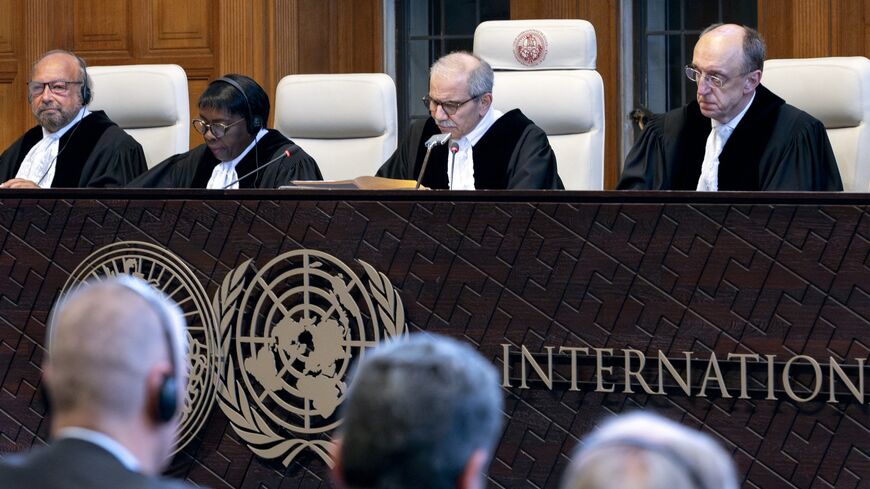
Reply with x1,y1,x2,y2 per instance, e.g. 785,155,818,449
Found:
44,275,188,474
334,333,504,489
426,51,494,140
560,412,738,489
194,74,270,161
690,24,764,123
27,50,92,132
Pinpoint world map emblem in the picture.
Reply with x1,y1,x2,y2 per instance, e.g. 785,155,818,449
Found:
215,249,406,466
58,241,222,456
513,29,548,66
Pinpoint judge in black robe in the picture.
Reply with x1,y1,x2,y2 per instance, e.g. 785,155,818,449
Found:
376,51,562,190
377,109,563,189
129,73,322,189
129,129,321,188
618,85,843,191
0,110,147,188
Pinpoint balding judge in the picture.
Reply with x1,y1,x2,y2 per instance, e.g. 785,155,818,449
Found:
618,24,842,191
376,51,563,189
0,50,146,188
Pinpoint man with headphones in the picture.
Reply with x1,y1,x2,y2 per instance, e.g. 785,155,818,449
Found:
0,276,199,488
0,50,147,188
130,74,322,189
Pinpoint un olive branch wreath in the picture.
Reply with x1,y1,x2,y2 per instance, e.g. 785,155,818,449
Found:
214,257,405,467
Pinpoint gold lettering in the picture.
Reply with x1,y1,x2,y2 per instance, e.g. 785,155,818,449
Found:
765,355,777,400
827,357,864,404
595,348,615,393
727,353,760,399
520,345,554,390
559,346,590,392
698,352,731,398
623,349,655,394
501,344,513,388
657,351,692,396
782,355,822,402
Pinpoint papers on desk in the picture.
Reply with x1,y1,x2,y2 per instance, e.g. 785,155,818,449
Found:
282,176,423,190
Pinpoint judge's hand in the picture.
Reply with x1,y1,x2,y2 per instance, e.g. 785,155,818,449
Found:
0,178,41,189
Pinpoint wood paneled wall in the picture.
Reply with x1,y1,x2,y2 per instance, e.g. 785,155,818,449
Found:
0,0,382,153
2,0,869,188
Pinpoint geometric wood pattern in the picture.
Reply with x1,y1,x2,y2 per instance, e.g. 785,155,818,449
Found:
0,190,866,488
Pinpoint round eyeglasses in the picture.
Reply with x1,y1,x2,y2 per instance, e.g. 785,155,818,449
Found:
192,118,245,138
684,65,750,89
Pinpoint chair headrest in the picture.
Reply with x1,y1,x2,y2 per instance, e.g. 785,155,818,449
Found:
87,64,187,129
473,19,597,70
763,57,870,128
275,74,396,139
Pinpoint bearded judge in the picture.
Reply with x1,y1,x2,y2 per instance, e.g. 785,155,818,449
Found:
130,74,322,189
618,24,842,191
376,51,563,190
0,50,146,188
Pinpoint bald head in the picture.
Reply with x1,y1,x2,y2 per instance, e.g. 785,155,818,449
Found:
46,277,183,419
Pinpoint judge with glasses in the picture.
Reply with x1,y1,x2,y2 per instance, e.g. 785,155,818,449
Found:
130,74,321,189
0,50,146,188
376,51,563,189
619,24,842,191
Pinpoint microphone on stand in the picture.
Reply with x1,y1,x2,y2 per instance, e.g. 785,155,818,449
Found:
448,141,459,190
222,147,293,189
415,133,451,190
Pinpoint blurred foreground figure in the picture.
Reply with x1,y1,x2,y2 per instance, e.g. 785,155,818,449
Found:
333,333,504,489
0,276,200,489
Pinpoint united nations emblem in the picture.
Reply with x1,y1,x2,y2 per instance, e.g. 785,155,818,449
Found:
513,29,548,66
215,250,406,466
59,241,222,456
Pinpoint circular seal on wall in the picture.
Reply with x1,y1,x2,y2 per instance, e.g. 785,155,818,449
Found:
513,29,548,67
59,241,221,457
215,249,406,467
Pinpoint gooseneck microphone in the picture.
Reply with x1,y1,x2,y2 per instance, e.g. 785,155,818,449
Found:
448,141,459,190
415,133,451,190
222,147,292,189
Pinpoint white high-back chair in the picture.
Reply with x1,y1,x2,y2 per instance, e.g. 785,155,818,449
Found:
473,19,605,190
87,64,189,168
763,57,870,192
274,73,397,181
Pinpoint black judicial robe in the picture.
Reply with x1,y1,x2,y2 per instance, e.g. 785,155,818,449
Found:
129,129,322,188
0,111,146,187
376,109,563,189
618,84,843,191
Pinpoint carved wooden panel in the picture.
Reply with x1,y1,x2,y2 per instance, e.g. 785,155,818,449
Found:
72,0,130,54
0,0,15,57
148,0,211,51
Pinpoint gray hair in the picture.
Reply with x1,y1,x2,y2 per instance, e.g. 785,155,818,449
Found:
430,51,494,98
701,24,766,73
338,333,504,489
560,412,739,489
46,276,185,419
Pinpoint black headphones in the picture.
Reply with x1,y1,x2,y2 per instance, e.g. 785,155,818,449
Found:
74,53,92,105
114,276,182,423
213,76,263,134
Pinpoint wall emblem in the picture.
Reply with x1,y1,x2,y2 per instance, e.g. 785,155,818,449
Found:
215,250,406,467
59,241,222,456
513,29,548,66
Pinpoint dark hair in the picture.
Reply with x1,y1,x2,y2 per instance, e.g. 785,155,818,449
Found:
199,74,269,134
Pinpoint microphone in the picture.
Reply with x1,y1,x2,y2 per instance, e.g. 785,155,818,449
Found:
448,141,459,190
415,133,451,190
222,147,292,189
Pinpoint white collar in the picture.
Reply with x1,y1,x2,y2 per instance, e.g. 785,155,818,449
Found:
217,128,269,166
55,426,141,472
713,91,755,131
457,105,503,147
43,107,90,140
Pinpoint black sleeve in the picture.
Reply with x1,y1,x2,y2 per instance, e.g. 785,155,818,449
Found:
506,124,563,190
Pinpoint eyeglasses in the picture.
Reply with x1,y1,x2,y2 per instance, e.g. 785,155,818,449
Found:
192,118,245,138
27,80,83,97
684,65,749,89
422,95,480,115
